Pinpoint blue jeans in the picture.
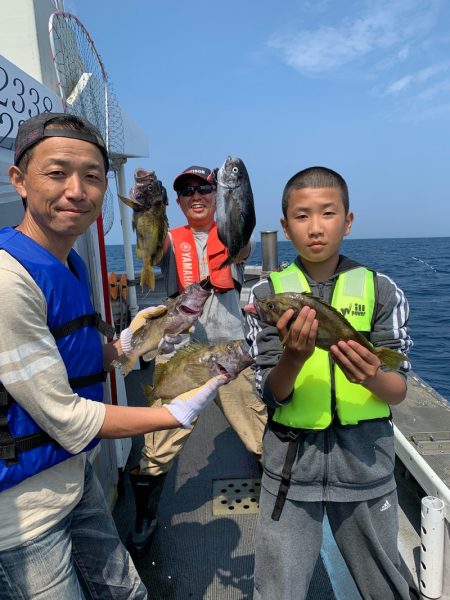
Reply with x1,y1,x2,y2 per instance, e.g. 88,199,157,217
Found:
0,461,147,599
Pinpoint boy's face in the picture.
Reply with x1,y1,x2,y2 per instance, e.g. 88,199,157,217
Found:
281,187,353,270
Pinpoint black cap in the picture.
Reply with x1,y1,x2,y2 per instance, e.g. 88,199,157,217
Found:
173,165,215,191
14,112,109,173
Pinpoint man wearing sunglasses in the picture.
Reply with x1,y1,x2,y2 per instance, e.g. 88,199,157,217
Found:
127,165,267,558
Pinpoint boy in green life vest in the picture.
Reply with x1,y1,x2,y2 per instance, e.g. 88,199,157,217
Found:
245,167,417,600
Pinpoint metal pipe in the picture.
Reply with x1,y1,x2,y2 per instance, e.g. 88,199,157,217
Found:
420,496,445,598
261,230,278,272
114,161,139,319
393,425,450,518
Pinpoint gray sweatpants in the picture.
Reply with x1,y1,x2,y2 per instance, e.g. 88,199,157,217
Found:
253,487,412,600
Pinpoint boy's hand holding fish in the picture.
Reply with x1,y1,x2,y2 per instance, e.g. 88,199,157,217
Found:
277,305,318,365
330,339,381,385
246,292,408,405
330,339,407,404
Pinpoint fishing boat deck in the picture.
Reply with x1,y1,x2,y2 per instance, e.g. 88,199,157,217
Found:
113,363,346,599
110,270,449,599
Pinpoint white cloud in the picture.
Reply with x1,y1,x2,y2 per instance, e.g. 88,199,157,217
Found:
383,63,450,96
268,0,440,74
267,0,450,121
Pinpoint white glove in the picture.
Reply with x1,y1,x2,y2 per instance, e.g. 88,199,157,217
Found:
120,305,167,356
165,374,229,428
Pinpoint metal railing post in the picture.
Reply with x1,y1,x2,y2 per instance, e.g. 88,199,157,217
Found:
261,230,278,273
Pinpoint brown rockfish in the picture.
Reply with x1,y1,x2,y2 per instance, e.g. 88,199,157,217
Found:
112,283,211,376
144,340,254,403
119,168,168,290
246,292,409,370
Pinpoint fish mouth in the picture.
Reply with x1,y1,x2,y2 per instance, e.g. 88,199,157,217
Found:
179,305,198,314
252,300,265,320
244,302,258,314
216,362,231,376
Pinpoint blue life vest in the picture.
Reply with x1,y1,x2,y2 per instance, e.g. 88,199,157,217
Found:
0,227,106,492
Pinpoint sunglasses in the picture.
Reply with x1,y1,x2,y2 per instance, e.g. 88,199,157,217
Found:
177,184,215,197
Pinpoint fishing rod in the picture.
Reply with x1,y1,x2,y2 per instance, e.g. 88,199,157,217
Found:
411,257,450,274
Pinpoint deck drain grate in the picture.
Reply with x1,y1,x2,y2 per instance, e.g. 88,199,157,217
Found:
212,478,261,515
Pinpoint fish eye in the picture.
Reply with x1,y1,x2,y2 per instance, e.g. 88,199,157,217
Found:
226,343,233,350
267,302,275,310
232,166,239,174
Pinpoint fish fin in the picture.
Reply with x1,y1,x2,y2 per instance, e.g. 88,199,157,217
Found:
140,264,155,290
153,361,168,388
168,341,206,359
142,384,158,406
118,194,140,210
111,354,132,376
184,364,210,382
374,347,409,370
142,349,158,362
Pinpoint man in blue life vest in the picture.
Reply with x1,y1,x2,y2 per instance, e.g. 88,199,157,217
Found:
245,166,417,600
0,113,232,599
126,165,267,558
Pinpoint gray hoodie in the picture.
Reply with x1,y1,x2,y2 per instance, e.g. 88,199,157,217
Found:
245,255,412,502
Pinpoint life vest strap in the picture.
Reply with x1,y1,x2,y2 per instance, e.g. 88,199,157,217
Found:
69,370,108,390
0,431,54,465
271,428,302,521
0,383,14,462
0,382,56,465
50,313,115,340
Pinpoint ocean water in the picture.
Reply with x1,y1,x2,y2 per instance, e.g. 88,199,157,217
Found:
106,237,450,402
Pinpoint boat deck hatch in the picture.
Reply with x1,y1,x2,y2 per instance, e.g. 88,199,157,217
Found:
212,478,261,515
409,431,450,455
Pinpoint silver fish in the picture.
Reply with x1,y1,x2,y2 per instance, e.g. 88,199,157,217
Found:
215,156,256,269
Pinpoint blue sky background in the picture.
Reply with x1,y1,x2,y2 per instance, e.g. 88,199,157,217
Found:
71,0,450,244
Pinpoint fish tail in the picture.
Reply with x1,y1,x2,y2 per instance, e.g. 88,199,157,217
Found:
375,347,409,370
111,354,132,376
140,264,155,290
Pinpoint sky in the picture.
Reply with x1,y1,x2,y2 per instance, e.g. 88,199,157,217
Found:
69,0,450,244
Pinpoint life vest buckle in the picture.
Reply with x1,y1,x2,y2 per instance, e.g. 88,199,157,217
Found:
288,430,301,442
0,442,18,463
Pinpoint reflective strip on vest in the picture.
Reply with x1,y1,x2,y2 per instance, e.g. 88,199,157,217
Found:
270,263,390,428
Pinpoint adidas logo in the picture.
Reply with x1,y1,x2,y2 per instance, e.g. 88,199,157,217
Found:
380,499,391,512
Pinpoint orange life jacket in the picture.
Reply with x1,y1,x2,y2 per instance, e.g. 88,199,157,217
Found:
170,224,235,293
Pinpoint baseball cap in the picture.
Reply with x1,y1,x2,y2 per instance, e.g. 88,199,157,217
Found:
14,112,109,173
173,165,215,191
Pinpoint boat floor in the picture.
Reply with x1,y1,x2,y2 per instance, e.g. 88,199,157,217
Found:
113,364,341,600
111,276,449,599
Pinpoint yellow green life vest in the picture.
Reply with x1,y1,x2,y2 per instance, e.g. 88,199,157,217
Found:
270,263,391,429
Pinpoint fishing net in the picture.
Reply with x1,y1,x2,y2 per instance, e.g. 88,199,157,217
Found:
48,11,125,234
